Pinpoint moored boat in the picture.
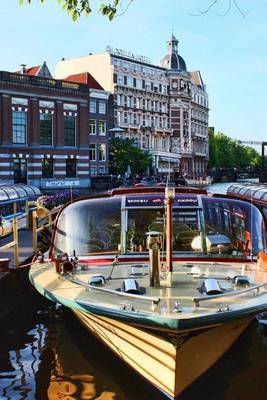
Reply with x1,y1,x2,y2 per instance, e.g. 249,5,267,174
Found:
29,185,267,399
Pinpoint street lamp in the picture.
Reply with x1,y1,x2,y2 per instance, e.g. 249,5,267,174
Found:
165,186,175,285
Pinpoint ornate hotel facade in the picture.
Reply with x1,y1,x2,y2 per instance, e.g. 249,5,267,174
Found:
55,35,209,177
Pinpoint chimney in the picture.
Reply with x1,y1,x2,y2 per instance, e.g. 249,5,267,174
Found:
20,64,27,74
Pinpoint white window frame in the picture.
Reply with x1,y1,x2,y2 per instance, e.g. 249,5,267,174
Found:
99,120,106,136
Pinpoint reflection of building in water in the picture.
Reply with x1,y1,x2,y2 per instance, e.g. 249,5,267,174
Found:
46,321,125,400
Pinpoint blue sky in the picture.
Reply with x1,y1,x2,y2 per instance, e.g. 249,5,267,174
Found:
0,0,266,144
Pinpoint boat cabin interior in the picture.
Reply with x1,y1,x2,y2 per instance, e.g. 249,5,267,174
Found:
51,187,267,261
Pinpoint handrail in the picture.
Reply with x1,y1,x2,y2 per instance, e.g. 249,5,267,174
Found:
0,218,19,267
68,275,161,305
193,280,267,307
32,205,63,252
61,271,267,310
5,212,24,220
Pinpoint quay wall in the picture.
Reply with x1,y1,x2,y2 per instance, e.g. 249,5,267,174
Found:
0,259,34,325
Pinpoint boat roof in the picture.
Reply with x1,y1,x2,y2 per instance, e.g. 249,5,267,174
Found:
110,186,207,196
0,184,41,203
227,183,267,202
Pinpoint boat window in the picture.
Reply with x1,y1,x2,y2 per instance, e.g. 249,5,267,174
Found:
53,197,121,256
12,186,27,198
254,190,265,199
0,189,8,202
28,185,41,195
2,186,18,200
202,197,266,256
262,192,267,201
21,186,35,195
126,208,199,252
262,206,267,222
239,187,249,195
232,186,242,194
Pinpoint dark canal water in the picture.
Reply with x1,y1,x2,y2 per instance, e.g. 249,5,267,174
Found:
1,181,267,400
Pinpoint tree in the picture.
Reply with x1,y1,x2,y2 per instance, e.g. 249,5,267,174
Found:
109,137,152,176
20,0,244,21
20,0,132,21
208,129,261,170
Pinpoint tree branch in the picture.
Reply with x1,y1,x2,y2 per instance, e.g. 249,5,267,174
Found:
191,0,246,17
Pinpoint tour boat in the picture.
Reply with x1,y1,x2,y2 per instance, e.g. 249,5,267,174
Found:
29,186,267,399
227,183,267,224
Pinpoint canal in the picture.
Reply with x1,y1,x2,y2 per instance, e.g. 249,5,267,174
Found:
1,182,267,400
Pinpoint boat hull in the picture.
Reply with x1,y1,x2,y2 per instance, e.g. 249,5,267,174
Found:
73,309,252,399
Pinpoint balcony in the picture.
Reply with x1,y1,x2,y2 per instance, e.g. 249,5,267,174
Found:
191,132,207,139
0,71,88,93
192,150,208,157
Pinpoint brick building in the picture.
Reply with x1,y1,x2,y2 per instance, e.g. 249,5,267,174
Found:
0,63,110,189
55,35,209,178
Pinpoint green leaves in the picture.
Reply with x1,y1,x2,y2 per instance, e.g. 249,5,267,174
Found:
19,0,122,21
208,128,261,169
109,137,152,176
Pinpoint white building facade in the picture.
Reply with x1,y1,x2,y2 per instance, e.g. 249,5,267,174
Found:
55,35,209,178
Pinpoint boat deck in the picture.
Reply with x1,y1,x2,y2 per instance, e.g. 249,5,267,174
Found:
30,260,267,328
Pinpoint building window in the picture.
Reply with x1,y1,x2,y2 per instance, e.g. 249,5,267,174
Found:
99,121,106,135
42,157,53,178
40,113,53,145
90,166,97,176
89,144,96,161
66,158,77,178
117,74,124,85
128,77,133,87
117,111,122,125
64,115,76,146
90,100,97,113
98,144,106,161
98,166,105,175
89,119,96,135
99,101,106,114
12,111,27,144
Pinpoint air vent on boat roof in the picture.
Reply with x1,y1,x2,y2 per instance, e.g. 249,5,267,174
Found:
121,278,141,294
89,275,106,286
200,279,222,295
232,275,250,287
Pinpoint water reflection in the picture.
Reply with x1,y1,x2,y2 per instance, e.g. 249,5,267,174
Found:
0,294,164,400
1,293,267,400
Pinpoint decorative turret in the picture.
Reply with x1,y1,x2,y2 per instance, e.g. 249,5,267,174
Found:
161,34,187,71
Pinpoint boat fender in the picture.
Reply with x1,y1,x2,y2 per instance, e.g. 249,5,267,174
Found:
89,275,106,286
202,278,222,295
232,275,250,287
121,278,140,294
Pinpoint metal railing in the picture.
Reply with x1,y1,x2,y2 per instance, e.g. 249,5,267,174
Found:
32,205,62,253
0,213,21,268
0,202,62,268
